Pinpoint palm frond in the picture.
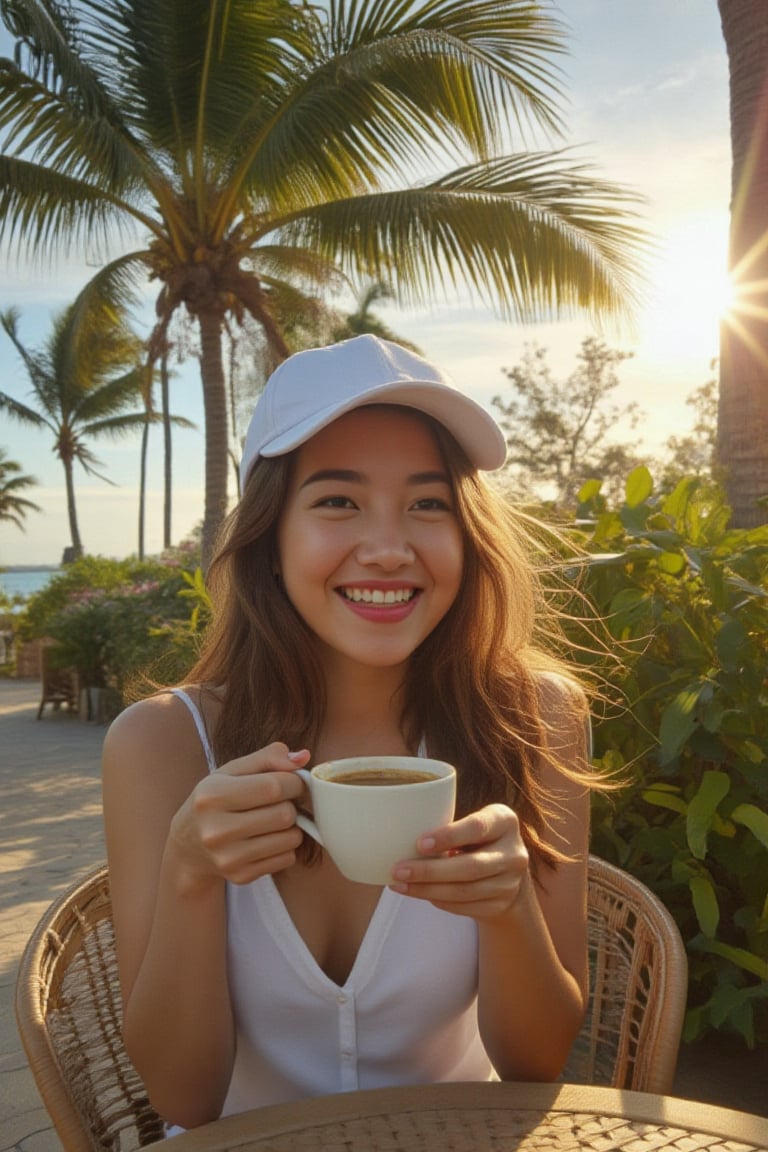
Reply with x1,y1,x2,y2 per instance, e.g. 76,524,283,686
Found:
65,251,150,336
245,242,350,293
271,150,648,323
0,152,154,257
0,305,56,398
227,0,567,223
0,57,156,198
82,410,166,438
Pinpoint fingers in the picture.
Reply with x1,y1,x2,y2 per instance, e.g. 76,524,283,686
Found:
170,743,311,886
389,804,530,920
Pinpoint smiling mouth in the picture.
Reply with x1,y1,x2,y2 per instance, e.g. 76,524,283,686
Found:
339,587,417,605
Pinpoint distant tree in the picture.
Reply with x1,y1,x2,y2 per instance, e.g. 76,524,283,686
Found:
332,283,421,352
0,446,40,529
0,283,147,559
655,371,720,492
492,337,646,507
136,355,194,560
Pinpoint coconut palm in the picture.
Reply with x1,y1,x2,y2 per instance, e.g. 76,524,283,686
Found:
0,0,646,564
0,286,148,559
0,446,40,529
717,0,768,527
333,282,421,352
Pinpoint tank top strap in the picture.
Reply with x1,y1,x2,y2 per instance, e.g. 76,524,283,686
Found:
171,687,217,774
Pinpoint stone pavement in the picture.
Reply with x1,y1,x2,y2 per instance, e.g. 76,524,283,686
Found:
1,679,105,1152
0,678,766,1152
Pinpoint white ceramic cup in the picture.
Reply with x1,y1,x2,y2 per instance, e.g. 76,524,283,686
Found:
295,756,456,885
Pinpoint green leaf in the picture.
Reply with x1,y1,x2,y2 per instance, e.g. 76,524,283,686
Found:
716,618,748,671
686,770,730,859
659,684,706,765
657,551,686,575
691,937,768,980
689,875,719,937
642,788,687,815
730,803,768,851
625,465,653,508
577,478,602,504
620,503,651,534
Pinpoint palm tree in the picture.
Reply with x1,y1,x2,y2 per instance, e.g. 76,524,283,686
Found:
136,351,194,559
0,446,40,529
0,0,646,565
0,286,148,559
716,0,768,527
333,282,421,352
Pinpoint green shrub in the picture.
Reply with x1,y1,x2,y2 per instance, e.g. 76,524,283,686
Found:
574,469,768,1046
18,552,206,697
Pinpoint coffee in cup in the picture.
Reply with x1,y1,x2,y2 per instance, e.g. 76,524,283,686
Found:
295,756,456,885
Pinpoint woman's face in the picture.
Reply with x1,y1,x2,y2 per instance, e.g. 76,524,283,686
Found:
276,406,464,676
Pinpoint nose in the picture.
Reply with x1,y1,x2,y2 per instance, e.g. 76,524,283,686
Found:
355,514,415,570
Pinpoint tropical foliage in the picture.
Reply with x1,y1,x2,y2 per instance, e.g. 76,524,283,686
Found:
0,0,646,563
0,444,40,528
0,280,147,558
18,550,206,694
575,469,768,1045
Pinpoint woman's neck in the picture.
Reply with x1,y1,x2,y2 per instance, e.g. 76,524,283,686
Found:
316,659,412,762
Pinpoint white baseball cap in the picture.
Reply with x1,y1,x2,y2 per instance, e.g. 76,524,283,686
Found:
239,334,507,488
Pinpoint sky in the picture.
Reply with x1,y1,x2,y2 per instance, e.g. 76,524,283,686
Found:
0,1,731,568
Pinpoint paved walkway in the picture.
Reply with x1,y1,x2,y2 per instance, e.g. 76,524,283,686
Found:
0,678,766,1152
1,679,105,1152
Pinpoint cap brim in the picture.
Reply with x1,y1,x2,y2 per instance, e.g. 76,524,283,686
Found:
259,380,507,471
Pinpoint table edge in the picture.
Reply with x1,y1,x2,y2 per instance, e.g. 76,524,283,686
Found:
166,1082,768,1150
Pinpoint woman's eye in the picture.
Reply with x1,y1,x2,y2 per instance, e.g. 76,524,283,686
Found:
315,495,356,509
412,497,452,512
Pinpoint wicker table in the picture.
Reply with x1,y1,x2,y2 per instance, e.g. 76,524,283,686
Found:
164,1082,768,1152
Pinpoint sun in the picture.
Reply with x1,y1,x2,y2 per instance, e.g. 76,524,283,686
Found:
639,213,732,366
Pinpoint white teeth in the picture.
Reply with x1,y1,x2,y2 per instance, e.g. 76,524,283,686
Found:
342,587,415,604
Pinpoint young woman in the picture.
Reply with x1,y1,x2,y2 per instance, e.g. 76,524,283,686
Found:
102,334,594,1131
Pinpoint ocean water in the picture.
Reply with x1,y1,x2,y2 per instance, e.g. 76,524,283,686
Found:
0,568,60,601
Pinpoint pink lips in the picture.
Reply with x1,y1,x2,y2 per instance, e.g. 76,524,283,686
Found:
337,586,420,623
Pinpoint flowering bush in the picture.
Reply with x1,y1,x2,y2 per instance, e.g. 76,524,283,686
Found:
21,551,205,696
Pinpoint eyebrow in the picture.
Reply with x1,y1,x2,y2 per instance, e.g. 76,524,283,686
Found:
299,468,451,490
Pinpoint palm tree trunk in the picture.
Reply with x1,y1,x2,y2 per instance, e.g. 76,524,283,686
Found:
161,350,172,549
63,456,83,560
138,419,149,560
197,310,230,570
717,0,768,527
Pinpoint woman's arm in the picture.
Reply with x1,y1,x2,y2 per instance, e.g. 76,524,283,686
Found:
389,676,590,1081
102,693,307,1128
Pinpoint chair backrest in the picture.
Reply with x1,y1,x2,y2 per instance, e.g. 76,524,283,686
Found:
15,865,164,1152
16,856,688,1152
564,854,688,1093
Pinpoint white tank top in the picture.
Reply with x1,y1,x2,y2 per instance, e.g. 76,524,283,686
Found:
171,689,494,1114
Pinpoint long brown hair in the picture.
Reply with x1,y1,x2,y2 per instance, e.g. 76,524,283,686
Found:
188,408,593,868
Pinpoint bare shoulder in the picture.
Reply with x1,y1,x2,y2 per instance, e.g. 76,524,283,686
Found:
103,689,211,792
531,672,592,875
532,670,590,758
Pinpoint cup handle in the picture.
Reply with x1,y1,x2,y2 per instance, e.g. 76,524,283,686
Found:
294,768,324,846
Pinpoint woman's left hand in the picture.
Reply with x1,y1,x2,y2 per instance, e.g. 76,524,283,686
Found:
389,803,531,922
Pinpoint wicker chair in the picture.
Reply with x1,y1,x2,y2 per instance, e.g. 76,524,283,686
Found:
15,856,688,1152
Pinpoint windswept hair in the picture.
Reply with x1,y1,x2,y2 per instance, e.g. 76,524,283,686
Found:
187,409,596,869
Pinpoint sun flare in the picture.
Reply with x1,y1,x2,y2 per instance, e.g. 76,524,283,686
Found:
639,213,731,365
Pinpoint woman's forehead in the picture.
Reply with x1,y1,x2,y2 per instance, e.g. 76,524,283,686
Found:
293,405,447,469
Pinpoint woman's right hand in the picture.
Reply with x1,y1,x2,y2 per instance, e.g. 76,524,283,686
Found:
168,743,311,890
